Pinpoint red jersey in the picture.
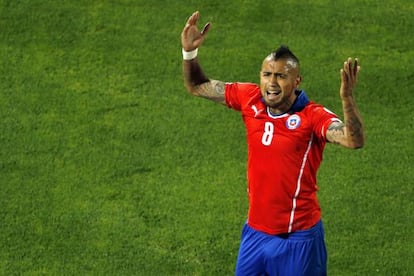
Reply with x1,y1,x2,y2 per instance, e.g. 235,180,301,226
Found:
225,82,341,235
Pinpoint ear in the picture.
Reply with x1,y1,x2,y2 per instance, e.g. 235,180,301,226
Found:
296,75,302,87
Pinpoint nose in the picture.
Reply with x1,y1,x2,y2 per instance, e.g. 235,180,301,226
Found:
269,74,279,86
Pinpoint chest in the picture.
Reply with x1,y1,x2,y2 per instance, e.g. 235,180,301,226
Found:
243,111,314,155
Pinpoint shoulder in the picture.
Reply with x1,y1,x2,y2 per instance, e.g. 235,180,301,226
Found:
303,102,342,140
226,82,260,93
305,102,338,117
225,82,261,110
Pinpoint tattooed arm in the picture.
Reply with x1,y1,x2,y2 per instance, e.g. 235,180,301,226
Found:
183,59,226,104
181,11,226,105
326,58,365,149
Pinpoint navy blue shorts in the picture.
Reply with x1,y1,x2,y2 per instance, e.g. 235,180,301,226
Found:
235,220,327,276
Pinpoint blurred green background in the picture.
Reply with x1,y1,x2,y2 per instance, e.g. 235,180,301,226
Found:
0,0,413,274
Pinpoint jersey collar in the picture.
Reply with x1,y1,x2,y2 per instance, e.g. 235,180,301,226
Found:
262,90,310,116
288,90,309,114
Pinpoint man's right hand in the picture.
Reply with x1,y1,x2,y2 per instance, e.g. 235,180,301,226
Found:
181,11,211,51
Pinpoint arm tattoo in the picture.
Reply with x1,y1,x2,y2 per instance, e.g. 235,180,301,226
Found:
343,99,364,147
327,122,345,145
327,98,365,148
346,116,363,139
197,80,226,104
183,59,226,104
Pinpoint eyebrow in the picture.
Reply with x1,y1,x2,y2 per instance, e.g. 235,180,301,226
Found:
261,71,287,77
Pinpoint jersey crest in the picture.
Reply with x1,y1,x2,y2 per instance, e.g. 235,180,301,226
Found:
286,114,301,130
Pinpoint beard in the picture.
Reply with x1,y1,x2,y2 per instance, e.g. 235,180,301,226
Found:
262,92,294,114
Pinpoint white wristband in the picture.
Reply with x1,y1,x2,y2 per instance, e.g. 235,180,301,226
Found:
182,48,198,60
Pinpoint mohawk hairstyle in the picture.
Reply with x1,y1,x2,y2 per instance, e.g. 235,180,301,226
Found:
271,45,300,65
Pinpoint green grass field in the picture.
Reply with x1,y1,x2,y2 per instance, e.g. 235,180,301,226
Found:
1,0,413,275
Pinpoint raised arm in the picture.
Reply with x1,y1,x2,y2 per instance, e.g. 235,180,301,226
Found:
326,58,365,149
181,11,226,105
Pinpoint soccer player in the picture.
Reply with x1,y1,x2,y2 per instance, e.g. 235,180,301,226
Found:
181,11,365,275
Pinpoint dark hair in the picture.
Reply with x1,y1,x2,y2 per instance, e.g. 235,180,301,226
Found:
271,45,300,65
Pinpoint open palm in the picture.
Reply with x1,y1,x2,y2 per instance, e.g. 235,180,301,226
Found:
181,11,211,51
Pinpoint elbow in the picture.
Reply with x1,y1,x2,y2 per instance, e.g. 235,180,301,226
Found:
184,83,199,96
348,136,365,149
346,125,365,149
184,79,209,97
352,143,364,149
344,142,364,150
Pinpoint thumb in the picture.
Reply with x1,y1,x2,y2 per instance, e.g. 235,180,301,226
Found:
201,22,211,36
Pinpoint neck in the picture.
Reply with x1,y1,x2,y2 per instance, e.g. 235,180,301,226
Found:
268,96,296,115
268,107,287,116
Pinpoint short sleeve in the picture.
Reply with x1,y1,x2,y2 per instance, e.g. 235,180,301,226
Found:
225,82,242,111
312,106,342,141
225,82,261,111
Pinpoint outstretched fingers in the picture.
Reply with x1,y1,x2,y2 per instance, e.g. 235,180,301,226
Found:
342,58,360,82
186,11,200,27
353,58,359,76
181,11,211,51
340,57,360,98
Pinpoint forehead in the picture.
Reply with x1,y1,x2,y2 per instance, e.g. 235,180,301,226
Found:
261,57,298,72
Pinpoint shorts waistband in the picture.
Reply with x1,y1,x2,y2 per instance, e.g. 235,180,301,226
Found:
275,220,324,240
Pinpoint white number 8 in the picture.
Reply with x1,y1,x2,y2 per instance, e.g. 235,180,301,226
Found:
261,122,274,146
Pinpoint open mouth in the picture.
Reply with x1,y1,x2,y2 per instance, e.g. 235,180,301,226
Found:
267,90,281,96
266,91,281,100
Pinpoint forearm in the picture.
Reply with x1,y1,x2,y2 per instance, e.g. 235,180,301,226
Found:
341,96,365,148
182,58,226,104
183,58,210,95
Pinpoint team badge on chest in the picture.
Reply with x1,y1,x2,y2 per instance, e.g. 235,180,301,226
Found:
286,114,301,130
